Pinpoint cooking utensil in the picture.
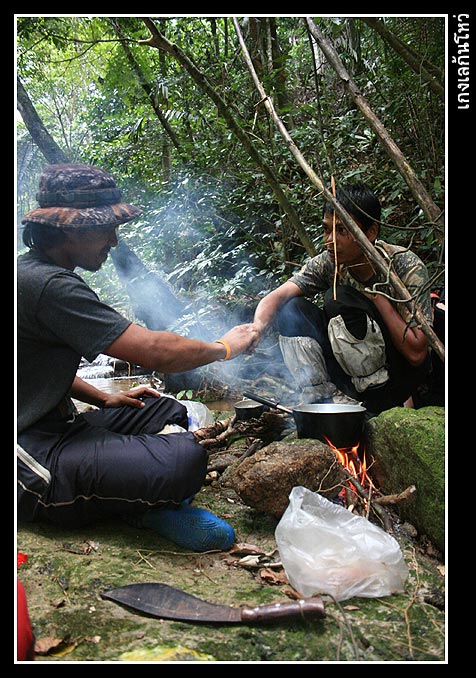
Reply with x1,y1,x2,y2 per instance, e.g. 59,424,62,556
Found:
234,398,265,421
242,391,293,414
242,391,366,448
101,582,325,624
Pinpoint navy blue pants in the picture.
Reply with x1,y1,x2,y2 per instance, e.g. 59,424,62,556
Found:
17,396,207,527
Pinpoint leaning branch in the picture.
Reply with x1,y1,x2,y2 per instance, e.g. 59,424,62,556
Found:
139,17,317,256
373,485,417,506
232,17,444,363
361,17,444,100
111,18,183,154
305,17,444,236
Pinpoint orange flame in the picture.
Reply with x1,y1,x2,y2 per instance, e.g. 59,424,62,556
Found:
323,436,371,489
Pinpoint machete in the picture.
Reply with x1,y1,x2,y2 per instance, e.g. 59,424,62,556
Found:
101,582,325,624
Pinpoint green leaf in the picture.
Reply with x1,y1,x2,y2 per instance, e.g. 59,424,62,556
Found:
177,389,193,400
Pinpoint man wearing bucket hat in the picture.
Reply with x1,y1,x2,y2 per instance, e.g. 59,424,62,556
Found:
250,181,434,415
17,163,258,552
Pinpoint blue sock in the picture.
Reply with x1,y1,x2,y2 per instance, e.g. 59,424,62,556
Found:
142,503,235,552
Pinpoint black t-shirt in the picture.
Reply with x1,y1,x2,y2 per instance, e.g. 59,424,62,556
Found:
17,250,131,434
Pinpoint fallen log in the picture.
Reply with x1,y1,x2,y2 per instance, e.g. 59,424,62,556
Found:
193,411,290,449
194,417,236,448
207,453,240,473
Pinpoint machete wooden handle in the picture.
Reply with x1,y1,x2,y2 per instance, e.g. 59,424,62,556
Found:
240,597,325,623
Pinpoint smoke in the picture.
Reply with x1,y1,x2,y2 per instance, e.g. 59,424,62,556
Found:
107,236,292,398
103,174,298,399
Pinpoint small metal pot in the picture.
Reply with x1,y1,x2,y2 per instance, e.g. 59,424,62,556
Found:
234,399,265,421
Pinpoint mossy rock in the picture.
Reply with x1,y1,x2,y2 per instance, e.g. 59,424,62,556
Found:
366,406,445,552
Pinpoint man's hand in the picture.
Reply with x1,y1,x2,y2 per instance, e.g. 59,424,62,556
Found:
100,386,161,409
216,323,260,359
71,376,161,409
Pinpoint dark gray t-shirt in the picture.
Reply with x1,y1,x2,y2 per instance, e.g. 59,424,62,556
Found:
17,250,131,434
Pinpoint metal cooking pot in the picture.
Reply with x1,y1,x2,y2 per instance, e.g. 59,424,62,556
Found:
234,398,265,421
242,391,366,448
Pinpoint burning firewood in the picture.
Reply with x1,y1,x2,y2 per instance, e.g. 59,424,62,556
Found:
339,467,393,532
373,485,416,505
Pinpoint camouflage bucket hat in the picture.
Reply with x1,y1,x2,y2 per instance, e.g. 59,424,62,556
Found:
21,163,142,228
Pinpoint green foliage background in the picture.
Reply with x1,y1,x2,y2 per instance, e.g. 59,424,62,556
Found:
16,16,445,318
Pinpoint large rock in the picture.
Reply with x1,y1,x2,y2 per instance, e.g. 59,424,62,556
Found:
365,406,445,552
229,438,347,519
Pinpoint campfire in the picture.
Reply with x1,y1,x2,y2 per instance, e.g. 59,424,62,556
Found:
322,434,416,531
324,437,370,488
195,407,416,534
323,435,380,516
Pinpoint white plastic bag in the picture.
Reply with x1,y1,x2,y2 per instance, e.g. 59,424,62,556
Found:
275,486,408,602
157,396,215,433
182,400,215,431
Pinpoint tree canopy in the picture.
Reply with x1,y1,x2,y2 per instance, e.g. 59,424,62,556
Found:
16,15,445,325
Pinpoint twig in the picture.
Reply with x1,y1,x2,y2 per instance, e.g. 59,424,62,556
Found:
52,575,71,605
327,594,361,661
316,458,347,495
365,482,373,520
373,485,416,505
402,546,420,659
236,439,261,464
341,468,393,532
134,550,159,570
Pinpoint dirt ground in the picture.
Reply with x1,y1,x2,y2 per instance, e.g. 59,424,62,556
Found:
17,476,446,664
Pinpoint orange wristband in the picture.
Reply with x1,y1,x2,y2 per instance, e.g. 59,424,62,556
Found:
214,340,231,361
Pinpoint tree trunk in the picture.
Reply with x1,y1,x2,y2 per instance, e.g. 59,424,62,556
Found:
233,17,444,363
361,17,444,100
111,18,183,157
17,76,70,164
269,17,293,122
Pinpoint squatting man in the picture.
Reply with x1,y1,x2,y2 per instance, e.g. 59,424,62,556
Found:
249,181,433,416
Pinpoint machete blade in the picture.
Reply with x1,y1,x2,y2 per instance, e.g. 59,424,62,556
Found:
101,582,242,623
